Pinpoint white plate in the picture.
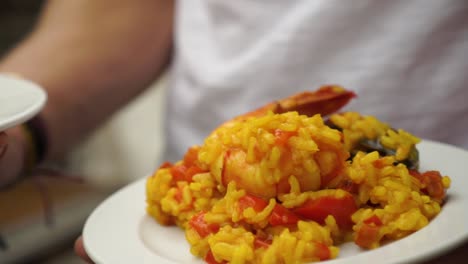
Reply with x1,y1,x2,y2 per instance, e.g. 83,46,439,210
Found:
0,74,47,131
83,140,468,264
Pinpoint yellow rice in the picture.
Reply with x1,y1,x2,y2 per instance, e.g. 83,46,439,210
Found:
146,111,450,263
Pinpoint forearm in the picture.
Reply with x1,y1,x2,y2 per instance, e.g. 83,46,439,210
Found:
0,0,174,160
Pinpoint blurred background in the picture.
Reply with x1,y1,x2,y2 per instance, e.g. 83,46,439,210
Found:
0,1,167,263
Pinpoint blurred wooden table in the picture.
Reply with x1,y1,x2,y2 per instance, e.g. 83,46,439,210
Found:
0,176,115,263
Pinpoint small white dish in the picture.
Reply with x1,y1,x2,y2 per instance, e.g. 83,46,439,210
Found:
83,140,468,264
0,74,47,131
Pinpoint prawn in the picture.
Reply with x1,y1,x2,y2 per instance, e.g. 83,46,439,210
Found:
197,85,356,198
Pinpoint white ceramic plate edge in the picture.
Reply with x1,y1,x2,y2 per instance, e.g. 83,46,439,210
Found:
0,75,47,131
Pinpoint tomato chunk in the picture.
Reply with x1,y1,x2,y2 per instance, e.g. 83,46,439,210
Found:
189,211,219,238
170,164,204,183
238,195,268,212
183,147,200,167
355,224,381,249
170,164,189,182
205,250,227,264
293,193,357,229
186,165,205,179
158,161,173,169
174,185,183,203
314,242,331,261
274,130,297,146
269,204,300,226
410,170,446,200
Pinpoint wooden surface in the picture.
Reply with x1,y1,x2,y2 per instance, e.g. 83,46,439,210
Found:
0,174,115,263
0,177,98,228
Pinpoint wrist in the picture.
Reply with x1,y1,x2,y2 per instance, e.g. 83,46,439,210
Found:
0,126,29,188
0,115,49,188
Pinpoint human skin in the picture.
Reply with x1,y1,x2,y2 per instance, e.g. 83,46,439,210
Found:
0,0,174,186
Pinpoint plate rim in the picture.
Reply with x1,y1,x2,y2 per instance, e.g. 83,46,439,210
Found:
0,75,47,131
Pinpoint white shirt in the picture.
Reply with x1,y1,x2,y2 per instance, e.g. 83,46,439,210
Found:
164,0,468,162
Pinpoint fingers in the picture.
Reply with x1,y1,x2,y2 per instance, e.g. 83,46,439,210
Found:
0,132,8,158
74,236,94,264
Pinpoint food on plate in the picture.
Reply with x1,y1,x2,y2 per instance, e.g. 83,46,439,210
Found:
146,86,451,263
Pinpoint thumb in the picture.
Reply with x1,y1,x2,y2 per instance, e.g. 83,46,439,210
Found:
74,236,95,264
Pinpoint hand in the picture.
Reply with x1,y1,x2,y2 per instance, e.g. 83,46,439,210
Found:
74,236,94,264
0,73,32,188
0,127,27,188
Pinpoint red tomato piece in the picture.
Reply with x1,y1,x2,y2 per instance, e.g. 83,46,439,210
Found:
204,250,227,264
189,211,219,238
314,242,331,261
293,193,357,229
354,224,381,249
183,147,200,167
410,170,445,200
276,176,292,195
158,161,173,169
372,158,387,169
170,164,203,182
422,171,445,200
274,129,297,147
174,186,183,203
170,164,188,182
238,195,268,212
269,204,300,226
186,165,205,180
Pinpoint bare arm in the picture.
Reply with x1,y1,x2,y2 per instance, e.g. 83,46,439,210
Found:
0,0,174,160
